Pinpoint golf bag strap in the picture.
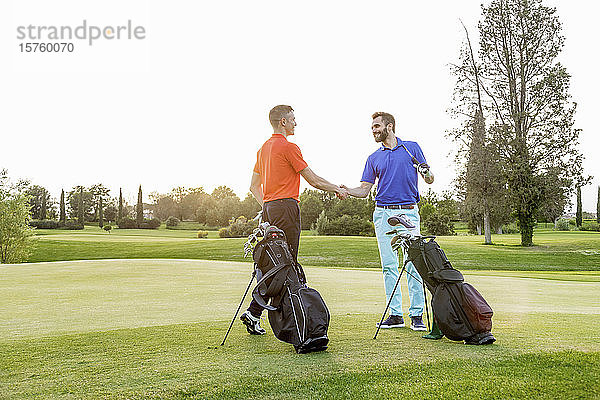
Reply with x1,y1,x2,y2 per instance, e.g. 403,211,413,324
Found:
295,262,307,285
252,263,289,311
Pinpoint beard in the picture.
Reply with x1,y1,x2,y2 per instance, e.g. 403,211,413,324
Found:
373,130,388,143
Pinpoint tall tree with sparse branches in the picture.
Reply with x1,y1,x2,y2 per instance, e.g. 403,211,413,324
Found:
597,186,600,224
78,187,84,225
98,196,104,228
136,185,143,228
118,188,123,222
60,189,66,224
576,186,582,227
453,0,589,246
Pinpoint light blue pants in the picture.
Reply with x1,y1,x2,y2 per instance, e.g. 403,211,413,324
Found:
373,206,424,317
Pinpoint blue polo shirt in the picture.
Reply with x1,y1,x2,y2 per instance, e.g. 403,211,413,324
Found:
361,138,427,206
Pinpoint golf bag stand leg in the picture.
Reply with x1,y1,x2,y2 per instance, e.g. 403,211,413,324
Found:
220,268,256,346
373,261,407,340
423,281,431,332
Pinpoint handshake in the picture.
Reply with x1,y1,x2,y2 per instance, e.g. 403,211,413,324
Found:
335,185,350,200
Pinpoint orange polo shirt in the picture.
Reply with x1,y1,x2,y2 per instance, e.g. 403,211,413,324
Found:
253,134,308,202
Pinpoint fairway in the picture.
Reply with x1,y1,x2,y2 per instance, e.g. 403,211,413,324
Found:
1,259,599,399
28,227,600,271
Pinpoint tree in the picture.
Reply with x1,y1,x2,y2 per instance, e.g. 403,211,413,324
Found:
194,194,217,225
239,192,261,220
89,184,111,222
211,185,238,202
67,186,94,222
454,0,589,246
136,185,143,228
206,197,241,227
40,194,47,220
154,195,178,221
450,21,503,244
418,189,456,236
299,189,325,230
59,189,66,224
78,187,84,225
104,204,117,222
0,170,35,263
98,196,104,228
576,185,582,228
118,188,123,222
25,185,50,220
597,186,600,224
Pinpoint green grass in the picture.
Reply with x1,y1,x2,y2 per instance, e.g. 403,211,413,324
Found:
1,260,598,399
28,227,600,271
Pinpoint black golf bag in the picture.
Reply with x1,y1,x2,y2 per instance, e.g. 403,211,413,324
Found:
407,237,495,345
251,225,330,353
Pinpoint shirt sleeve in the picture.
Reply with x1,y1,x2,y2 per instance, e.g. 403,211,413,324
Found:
253,150,261,174
286,143,309,173
414,143,427,165
361,156,376,184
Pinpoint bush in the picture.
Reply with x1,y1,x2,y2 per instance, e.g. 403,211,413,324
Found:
219,216,257,238
103,225,112,233
197,230,208,238
501,223,519,234
166,216,181,229
555,218,570,231
423,213,455,236
118,217,137,229
580,222,600,232
316,213,374,236
63,220,84,230
29,219,60,229
138,218,161,229
218,227,229,238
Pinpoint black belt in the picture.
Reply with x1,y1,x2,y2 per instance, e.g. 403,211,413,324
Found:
376,204,415,210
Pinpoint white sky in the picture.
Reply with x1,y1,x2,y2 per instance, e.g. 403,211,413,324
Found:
1,0,598,212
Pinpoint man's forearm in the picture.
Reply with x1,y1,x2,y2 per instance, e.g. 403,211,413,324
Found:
250,185,264,206
249,172,264,206
313,177,340,193
346,186,369,198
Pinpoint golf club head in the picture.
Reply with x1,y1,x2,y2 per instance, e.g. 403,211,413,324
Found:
387,215,415,229
258,221,270,234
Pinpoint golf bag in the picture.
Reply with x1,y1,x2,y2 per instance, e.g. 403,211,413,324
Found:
407,238,495,345
251,225,330,353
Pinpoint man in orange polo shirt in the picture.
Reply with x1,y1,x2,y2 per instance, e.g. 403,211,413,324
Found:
240,104,348,335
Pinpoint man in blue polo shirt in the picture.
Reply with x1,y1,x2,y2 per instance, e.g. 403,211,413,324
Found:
343,111,434,331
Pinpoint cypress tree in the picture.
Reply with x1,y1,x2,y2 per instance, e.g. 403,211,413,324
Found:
78,187,84,225
136,185,143,228
576,186,582,228
99,197,104,228
597,186,600,224
118,188,123,222
60,189,66,224
40,193,47,220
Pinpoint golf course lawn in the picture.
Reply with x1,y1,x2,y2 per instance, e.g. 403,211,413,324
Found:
1,259,599,399
28,227,600,271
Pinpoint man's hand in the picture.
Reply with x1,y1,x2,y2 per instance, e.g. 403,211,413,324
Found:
417,163,430,176
336,185,349,200
417,163,434,184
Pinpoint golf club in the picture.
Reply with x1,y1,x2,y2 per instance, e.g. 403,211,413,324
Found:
399,144,430,176
221,211,268,346
374,216,434,338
